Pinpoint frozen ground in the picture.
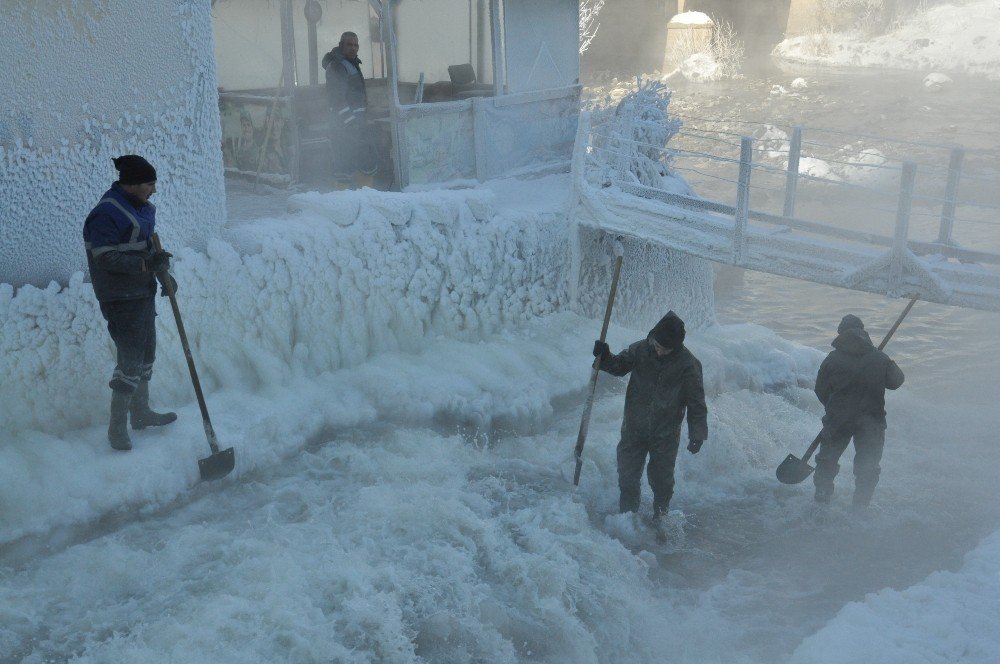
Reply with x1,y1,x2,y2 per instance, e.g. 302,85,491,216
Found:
5,4,1000,649
2,169,1000,662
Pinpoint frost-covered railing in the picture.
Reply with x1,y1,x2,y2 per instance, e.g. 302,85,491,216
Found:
575,106,1000,312
396,85,581,188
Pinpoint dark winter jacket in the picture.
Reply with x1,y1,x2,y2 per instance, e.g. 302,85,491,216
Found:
600,314,708,443
82,184,157,303
322,47,367,125
815,328,905,430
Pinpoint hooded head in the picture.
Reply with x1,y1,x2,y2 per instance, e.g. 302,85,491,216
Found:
113,155,157,185
650,310,685,350
833,314,874,354
837,314,865,335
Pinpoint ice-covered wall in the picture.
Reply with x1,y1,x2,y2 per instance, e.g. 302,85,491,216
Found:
0,184,714,436
0,0,226,287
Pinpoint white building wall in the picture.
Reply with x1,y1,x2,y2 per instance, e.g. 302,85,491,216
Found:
0,0,226,287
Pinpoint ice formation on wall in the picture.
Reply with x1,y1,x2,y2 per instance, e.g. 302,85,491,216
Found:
0,184,714,437
0,0,226,287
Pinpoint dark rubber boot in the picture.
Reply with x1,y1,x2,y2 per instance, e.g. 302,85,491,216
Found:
814,484,834,504
814,460,838,503
619,488,641,514
652,493,672,518
109,391,133,451
853,466,880,509
130,381,177,430
853,481,877,509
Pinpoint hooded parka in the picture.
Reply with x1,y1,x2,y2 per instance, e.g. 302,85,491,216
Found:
813,317,905,506
600,312,708,513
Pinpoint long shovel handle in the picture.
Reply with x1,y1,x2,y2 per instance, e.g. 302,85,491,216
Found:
152,234,222,455
573,254,623,486
877,296,917,352
800,295,918,465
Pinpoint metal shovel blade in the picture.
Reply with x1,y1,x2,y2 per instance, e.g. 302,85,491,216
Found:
199,447,235,482
776,453,814,485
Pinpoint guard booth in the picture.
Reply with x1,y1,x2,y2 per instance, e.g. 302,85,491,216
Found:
212,0,581,190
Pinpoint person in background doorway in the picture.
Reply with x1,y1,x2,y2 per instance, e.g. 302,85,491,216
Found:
813,314,905,508
322,31,377,189
83,155,177,451
593,311,708,518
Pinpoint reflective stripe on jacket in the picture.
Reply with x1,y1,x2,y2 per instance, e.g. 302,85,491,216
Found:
83,184,157,302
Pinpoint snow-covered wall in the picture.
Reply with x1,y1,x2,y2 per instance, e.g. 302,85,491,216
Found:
0,184,713,437
0,0,226,287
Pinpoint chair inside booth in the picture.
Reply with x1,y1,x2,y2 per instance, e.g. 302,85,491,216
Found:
414,63,494,102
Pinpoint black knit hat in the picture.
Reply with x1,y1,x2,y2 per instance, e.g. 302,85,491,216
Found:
113,155,157,185
837,314,865,334
651,310,686,349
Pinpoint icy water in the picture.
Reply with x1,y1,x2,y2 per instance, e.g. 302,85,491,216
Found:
3,69,1000,663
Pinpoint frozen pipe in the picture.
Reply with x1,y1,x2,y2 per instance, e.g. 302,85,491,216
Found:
891,161,917,282
937,147,964,245
611,237,625,259
783,126,802,218
733,136,753,265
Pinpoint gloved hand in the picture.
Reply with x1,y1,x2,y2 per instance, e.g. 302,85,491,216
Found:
146,250,172,273
593,340,610,359
157,272,178,297
687,439,705,455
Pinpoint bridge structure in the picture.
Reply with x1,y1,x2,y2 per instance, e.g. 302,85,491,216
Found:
569,110,1000,313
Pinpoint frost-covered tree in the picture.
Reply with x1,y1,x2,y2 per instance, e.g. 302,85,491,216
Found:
579,0,605,54
667,17,745,82
588,78,682,189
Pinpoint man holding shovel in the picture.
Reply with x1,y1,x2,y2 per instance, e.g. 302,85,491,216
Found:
83,155,177,451
813,314,905,507
593,311,708,517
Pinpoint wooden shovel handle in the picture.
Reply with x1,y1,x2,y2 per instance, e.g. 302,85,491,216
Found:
573,254,624,486
152,234,222,454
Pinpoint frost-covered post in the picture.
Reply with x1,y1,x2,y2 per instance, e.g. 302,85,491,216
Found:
937,146,965,245
579,0,605,54
783,126,802,218
733,136,753,265
892,161,917,282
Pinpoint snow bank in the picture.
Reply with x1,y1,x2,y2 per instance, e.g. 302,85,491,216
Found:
0,182,721,545
670,11,712,26
774,1,1000,80
791,530,1000,663
0,0,226,287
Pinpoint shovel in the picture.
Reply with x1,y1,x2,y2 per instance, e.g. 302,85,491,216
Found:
152,234,236,482
776,296,917,485
573,253,624,486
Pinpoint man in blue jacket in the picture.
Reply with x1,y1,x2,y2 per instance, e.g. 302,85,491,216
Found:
83,155,177,451
814,314,905,507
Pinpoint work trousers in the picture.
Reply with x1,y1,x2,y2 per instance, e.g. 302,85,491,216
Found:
329,116,377,183
814,415,886,506
100,297,157,394
617,429,681,514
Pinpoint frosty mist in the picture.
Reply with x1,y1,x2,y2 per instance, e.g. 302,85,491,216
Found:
3,1,1000,663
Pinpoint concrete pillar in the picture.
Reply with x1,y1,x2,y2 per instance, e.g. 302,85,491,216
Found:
786,0,823,36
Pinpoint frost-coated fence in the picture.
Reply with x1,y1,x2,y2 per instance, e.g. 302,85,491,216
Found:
577,110,1000,312
397,85,581,187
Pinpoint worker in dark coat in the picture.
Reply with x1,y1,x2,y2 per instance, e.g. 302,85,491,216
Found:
594,311,708,516
322,31,377,188
83,155,177,451
814,314,905,507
